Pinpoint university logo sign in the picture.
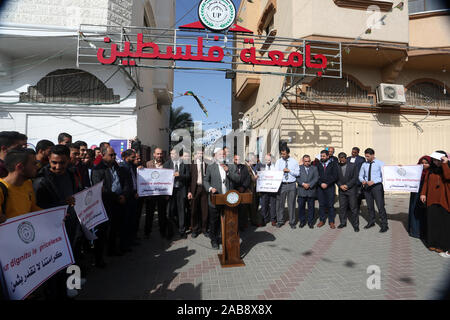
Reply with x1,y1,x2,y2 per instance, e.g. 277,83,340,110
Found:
198,0,236,32
17,221,35,244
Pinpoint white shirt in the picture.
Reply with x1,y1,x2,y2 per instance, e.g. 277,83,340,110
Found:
196,160,204,185
173,160,180,171
265,163,275,171
218,163,227,194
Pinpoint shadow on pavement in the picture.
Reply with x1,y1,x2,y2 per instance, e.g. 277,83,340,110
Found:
240,229,276,259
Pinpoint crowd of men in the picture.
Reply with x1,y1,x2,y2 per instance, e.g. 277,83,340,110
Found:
0,129,394,299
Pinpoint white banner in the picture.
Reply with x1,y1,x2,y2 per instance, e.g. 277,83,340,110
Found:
382,165,424,192
0,206,74,300
256,170,284,193
137,168,175,197
73,181,108,231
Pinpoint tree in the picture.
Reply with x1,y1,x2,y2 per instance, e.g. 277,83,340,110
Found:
169,106,194,148
170,106,194,131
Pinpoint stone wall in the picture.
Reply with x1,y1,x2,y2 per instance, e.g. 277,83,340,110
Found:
0,0,136,27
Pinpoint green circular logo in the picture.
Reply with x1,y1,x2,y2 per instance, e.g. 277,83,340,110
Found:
198,0,236,32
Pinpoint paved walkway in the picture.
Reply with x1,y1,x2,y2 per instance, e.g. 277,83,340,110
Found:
77,195,450,300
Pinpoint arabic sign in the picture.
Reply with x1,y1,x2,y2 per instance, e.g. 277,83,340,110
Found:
382,165,423,192
199,0,236,32
137,168,175,197
78,24,341,79
96,35,328,75
281,119,343,148
0,206,74,300
256,171,284,193
73,182,108,231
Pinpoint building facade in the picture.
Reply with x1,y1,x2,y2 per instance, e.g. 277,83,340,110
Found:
232,0,450,165
0,0,175,158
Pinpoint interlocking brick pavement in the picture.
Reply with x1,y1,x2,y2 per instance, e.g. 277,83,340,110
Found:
77,195,450,300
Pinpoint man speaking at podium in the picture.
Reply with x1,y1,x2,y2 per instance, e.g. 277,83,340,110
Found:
203,148,235,250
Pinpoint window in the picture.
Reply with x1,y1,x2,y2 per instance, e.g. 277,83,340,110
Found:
409,0,449,14
305,76,373,104
19,69,120,104
406,81,449,109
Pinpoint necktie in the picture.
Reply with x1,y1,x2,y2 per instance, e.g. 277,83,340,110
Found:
306,167,309,175
175,162,179,172
368,162,373,181
323,163,327,173
284,160,289,180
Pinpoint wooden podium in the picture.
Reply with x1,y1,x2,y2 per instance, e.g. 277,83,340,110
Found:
211,190,253,268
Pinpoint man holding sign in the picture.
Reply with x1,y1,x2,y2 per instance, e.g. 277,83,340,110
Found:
33,145,81,298
254,154,281,226
143,148,170,239
0,206,74,300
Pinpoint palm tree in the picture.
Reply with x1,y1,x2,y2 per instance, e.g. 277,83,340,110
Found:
169,106,194,148
170,106,194,131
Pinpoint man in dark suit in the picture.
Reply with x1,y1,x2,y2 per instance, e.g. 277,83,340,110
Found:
316,149,339,228
91,145,132,263
347,147,366,210
337,152,360,232
254,153,277,226
230,154,251,231
120,149,140,245
297,155,319,228
188,150,208,238
203,148,234,249
164,149,190,239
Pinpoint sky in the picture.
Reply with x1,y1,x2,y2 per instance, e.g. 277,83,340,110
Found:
173,0,242,134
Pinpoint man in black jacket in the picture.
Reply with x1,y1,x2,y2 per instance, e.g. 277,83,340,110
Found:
120,149,140,246
337,152,360,232
33,145,80,299
91,145,131,261
33,145,79,246
316,149,339,229
164,149,190,239
230,154,251,231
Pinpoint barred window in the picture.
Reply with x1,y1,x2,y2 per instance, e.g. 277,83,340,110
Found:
20,69,120,104
406,81,449,109
305,77,372,104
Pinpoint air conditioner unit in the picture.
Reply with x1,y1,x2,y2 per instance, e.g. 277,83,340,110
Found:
376,83,406,105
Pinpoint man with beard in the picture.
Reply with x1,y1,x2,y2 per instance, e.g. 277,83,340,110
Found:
230,154,251,231
203,148,234,249
145,148,169,239
91,145,131,261
316,149,339,229
33,145,80,298
164,149,190,239
336,152,360,232
188,150,209,238
254,153,278,226
120,149,140,246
